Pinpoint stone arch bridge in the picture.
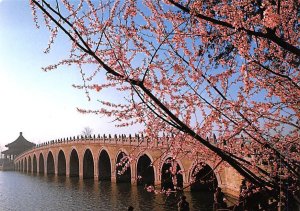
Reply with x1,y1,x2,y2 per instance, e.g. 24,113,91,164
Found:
14,135,242,196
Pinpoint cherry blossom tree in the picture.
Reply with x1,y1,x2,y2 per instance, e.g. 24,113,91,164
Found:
30,0,299,205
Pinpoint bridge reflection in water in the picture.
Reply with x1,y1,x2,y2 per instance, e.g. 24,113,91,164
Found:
0,171,220,210
14,135,242,197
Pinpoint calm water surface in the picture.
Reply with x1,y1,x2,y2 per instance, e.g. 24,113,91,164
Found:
0,171,214,211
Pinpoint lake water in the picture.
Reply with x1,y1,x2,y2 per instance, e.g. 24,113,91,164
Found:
0,171,215,211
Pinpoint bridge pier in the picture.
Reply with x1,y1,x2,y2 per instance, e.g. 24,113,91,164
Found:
64,153,70,178
131,160,137,185
131,178,137,185
111,175,116,183
183,183,190,191
93,158,98,181
79,157,83,179
55,166,58,176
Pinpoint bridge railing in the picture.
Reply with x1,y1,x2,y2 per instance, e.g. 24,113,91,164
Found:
33,134,172,148
15,134,171,161
34,134,146,147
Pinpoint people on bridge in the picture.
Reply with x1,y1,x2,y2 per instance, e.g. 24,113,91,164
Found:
177,195,190,211
213,187,227,210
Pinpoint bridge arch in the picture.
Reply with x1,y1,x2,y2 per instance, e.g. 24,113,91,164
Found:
33,154,37,174
83,148,94,179
115,149,131,183
47,151,55,175
57,150,66,176
98,148,111,181
28,156,32,173
160,156,184,191
39,153,45,175
136,152,155,186
189,160,220,192
69,148,79,177
24,157,28,173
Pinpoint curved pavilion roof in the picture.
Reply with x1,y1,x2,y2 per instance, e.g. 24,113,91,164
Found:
2,132,35,156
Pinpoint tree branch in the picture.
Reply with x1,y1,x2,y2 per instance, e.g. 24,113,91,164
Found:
167,0,300,56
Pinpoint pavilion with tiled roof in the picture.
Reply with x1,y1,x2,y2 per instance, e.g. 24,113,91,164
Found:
2,132,35,159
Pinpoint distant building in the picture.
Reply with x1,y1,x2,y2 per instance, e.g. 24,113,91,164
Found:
1,132,35,170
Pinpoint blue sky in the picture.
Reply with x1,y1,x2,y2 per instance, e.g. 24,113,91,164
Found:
0,0,138,149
